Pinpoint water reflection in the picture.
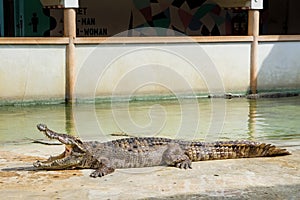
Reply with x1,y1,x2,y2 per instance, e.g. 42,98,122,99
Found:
65,104,76,135
248,99,257,139
0,97,299,145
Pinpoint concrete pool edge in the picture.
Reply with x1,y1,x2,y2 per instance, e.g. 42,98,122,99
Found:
1,90,300,106
0,145,299,199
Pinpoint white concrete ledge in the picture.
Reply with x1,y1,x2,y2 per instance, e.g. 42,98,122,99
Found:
74,36,254,44
1,35,300,45
258,35,300,42
0,37,69,44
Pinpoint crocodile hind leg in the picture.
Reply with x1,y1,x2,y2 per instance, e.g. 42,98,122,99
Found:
162,143,192,169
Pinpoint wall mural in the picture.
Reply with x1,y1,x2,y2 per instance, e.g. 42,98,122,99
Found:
129,0,232,36
50,0,240,37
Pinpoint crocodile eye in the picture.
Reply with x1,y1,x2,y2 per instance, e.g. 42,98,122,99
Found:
75,138,83,144
66,147,71,153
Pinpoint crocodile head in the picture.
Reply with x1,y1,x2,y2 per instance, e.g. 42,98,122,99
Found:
33,124,88,170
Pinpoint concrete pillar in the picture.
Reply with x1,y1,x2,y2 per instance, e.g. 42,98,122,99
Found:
248,10,260,94
64,9,76,103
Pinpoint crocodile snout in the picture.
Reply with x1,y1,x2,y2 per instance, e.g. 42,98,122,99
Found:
37,124,47,131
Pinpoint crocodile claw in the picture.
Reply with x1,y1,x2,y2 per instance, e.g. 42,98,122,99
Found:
33,160,42,168
90,167,115,178
175,159,192,169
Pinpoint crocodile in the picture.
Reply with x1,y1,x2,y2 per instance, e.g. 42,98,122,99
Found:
33,124,291,178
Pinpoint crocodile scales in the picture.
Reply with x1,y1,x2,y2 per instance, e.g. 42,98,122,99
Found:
33,124,291,178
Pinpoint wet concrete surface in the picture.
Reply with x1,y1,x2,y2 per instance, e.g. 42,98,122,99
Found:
0,143,299,200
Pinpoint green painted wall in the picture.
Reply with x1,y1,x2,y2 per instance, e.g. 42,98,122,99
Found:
23,0,50,36
0,0,4,36
14,0,50,36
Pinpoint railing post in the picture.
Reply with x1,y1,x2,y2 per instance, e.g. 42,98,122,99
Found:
64,8,76,103
248,10,260,94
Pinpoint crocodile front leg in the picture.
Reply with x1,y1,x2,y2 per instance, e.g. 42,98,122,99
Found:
89,157,115,178
162,143,192,169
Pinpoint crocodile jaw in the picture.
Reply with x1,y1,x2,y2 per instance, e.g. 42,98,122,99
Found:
34,124,86,170
33,145,86,170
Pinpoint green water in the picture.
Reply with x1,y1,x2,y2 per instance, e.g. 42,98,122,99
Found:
0,97,299,148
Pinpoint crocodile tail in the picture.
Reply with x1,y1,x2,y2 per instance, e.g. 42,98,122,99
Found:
186,141,291,161
257,143,291,157
183,140,291,161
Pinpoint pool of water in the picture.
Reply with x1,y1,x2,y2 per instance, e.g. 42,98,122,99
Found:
0,96,300,148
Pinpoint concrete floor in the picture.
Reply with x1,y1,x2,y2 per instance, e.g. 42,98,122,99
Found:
0,143,299,200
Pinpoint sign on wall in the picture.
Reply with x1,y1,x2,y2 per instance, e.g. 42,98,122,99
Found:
74,0,132,36
40,0,79,8
213,0,263,9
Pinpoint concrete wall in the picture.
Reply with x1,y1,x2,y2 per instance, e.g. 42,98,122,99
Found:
0,45,65,104
258,42,300,91
74,43,251,99
201,43,250,93
0,41,300,104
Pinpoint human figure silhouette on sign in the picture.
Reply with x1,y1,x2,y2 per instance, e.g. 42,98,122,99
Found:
29,13,39,32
